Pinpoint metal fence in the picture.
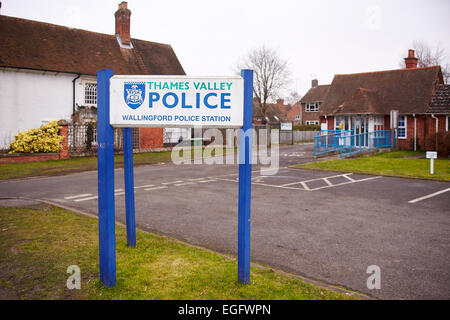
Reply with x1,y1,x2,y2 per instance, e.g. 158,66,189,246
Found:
68,125,140,153
314,130,395,157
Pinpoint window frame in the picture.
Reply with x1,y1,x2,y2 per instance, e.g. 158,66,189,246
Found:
83,81,98,107
397,115,407,139
305,102,319,112
306,120,319,125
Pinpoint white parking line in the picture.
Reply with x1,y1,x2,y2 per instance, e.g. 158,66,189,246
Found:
300,182,310,191
64,193,92,200
408,188,450,204
74,195,98,202
278,173,354,187
343,174,356,182
143,186,168,191
174,182,197,187
161,180,183,185
311,176,381,191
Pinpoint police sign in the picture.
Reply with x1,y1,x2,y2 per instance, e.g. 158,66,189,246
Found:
110,75,244,128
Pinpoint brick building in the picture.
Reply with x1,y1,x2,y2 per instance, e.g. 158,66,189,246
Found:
288,79,330,125
0,2,185,150
319,50,449,154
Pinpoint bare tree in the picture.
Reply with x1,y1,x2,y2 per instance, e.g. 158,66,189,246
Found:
285,90,302,106
237,46,291,121
400,40,449,83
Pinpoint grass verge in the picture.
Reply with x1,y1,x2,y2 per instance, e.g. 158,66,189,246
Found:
0,147,235,181
0,203,357,300
295,151,450,181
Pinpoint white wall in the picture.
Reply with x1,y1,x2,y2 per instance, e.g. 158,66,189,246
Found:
0,69,76,149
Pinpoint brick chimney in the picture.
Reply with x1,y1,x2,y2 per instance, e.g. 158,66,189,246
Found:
115,1,131,46
404,49,418,69
312,79,318,88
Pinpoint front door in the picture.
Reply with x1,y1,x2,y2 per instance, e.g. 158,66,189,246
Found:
352,115,369,147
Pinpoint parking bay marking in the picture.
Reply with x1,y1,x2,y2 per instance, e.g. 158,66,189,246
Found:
64,193,92,200
215,173,381,192
408,187,450,204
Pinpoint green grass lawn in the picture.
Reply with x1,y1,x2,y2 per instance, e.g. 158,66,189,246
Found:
296,151,450,181
0,147,235,181
0,204,357,300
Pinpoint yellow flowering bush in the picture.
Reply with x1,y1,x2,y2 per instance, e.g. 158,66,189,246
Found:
9,121,63,154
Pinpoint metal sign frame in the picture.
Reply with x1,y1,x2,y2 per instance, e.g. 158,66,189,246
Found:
97,69,254,286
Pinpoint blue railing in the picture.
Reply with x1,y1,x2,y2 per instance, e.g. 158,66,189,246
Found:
314,130,396,157
313,130,352,156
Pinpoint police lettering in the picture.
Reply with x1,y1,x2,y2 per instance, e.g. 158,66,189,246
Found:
148,92,231,109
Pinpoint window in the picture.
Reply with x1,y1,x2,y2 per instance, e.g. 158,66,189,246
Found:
84,82,97,106
306,120,319,125
294,115,301,120
305,103,319,112
397,115,407,139
374,115,384,131
335,116,343,130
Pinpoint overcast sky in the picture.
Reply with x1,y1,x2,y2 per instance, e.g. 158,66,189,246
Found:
2,0,450,99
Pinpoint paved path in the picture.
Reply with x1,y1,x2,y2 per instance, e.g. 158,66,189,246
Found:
1,143,449,299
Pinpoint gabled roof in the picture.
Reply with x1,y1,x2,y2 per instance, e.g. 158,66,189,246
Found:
427,84,450,114
299,85,330,103
320,66,443,116
0,15,185,76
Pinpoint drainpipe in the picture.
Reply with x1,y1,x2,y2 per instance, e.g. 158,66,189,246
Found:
72,74,81,115
430,114,438,151
413,114,416,151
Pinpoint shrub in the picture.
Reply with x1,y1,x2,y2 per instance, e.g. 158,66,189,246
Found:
293,124,321,131
9,121,63,154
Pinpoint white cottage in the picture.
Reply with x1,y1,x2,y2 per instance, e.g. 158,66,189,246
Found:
0,2,185,149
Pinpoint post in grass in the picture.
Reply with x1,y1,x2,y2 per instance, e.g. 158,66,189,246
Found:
238,69,254,284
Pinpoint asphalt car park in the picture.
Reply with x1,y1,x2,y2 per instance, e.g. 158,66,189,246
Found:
0,143,449,299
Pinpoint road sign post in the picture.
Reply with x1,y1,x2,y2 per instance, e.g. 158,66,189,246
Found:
238,69,253,284
123,128,136,247
426,151,437,174
97,69,116,287
97,69,250,286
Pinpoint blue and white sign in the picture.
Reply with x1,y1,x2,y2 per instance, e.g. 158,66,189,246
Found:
110,75,244,128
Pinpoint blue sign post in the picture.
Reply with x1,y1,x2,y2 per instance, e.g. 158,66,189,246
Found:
238,69,253,284
123,128,136,247
97,69,253,287
97,69,116,287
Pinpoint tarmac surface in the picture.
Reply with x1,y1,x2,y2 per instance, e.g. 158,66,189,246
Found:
1,143,449,299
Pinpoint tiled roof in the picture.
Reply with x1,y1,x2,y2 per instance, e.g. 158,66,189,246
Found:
0,15,185,76
320,66,443,116
427,84,450,114
299,85,330,103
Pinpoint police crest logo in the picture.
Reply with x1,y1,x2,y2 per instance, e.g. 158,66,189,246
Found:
123,82,145,109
